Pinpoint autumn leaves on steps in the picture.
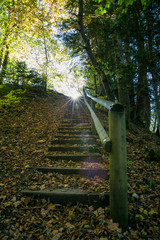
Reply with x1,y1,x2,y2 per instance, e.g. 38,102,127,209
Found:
22,99,109,207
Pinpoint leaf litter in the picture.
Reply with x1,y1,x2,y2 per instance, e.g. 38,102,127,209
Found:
0,94,160,239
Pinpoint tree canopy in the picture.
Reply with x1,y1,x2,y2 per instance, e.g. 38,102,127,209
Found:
61,0,160,132
0,0,159,133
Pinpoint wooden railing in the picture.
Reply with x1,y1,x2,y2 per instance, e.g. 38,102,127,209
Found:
83,86,128,228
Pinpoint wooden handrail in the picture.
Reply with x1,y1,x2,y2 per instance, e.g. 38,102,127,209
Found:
83,93,111,152
83,86,124,112
83,85,128,228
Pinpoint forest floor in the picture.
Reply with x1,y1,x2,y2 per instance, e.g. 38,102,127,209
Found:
0,90,160,240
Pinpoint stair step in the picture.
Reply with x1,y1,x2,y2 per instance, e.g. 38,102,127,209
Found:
21,188,109,207
48,146,100,153
60,124,91,127
64,115,88,117
62,119,90,123
44,153,102,162
53,136,97,139
57,131,92,135
61,122,90,125
35,167,108,178
20,101,109,209
58,127,91,131
50,139,97,145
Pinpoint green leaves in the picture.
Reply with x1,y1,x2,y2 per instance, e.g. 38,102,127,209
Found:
95,5,107,16
94,0,149,17
94,0,112,15
136,207,158,220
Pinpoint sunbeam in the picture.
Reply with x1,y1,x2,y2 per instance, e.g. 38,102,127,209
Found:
71,92,81,100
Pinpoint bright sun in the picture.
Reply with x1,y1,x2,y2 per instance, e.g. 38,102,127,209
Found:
71,92,81,100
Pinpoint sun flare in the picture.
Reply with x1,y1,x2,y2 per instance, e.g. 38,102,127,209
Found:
71,92,81,100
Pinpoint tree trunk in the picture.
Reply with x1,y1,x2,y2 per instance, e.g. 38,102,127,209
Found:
145,9,160,135
0,37,7,69
42,73,47,92
124,41,136,121
136,61,150,127
42,26,48,92
0,46,9,84
134,12,150,128
114,35,130,126
118,76,130,126
152,72,160,136
78,0,114,101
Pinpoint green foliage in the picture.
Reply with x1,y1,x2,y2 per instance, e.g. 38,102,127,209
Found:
142,180,157,190
0,0,159,130
0,83,46,108
148,180,156,188
93,0,149,11
2,60,43,87
0,86,26,107
0,84,20,97
127,160,133,166
136,207,158,219
95,4,107,15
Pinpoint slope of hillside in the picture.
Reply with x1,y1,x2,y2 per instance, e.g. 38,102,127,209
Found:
0,86,160,239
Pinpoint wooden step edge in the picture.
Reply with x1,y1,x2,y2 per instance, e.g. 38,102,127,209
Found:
43,154,102,162
58,127,91,129
35,167,109,179
53,136,97,139
60,124,91,126
50,140,97,145
48,143,98,147
56,132,93,136
47,146,100,153
21,188,109,207
61,120,90,122
58,128,91,131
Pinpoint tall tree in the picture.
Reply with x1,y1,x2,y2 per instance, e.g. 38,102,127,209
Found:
62,0,159,129
145,4,160,134
0,0,39,83
133,8,151,127
0,45,9,84
78,0,114,100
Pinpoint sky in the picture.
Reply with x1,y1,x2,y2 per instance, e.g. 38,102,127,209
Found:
10,38,86,99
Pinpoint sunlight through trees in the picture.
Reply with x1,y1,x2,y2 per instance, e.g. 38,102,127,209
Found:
0,0,159,132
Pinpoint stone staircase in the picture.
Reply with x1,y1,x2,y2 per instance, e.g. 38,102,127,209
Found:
22,98,109,207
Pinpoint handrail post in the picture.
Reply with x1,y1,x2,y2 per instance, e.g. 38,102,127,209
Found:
83,85,128,227
109,106,128,228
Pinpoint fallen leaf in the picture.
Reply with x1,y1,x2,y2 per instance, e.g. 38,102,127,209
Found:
89,206,94,211
14,201,21,207
52,233,63,240
69,210,75,218
48,203,56,210
52,230,59,235
107,219,121,233
41,208,47,217
37,140,46,143
65,222,75,229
